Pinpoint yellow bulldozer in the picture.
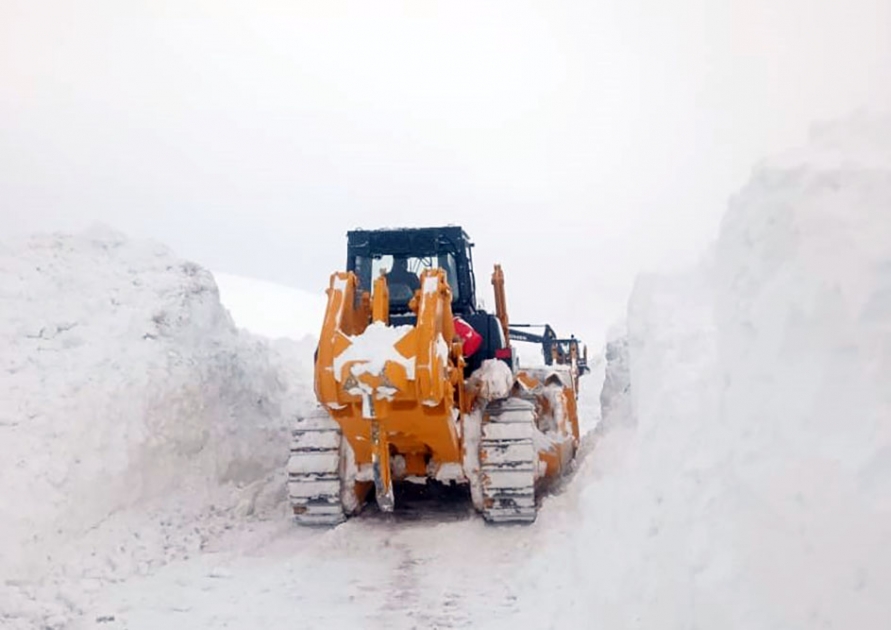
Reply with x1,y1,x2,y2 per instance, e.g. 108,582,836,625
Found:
288,227,588,524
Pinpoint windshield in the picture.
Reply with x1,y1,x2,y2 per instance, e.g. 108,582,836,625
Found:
354,253,460,306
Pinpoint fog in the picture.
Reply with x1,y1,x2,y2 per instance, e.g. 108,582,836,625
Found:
3,0,890,342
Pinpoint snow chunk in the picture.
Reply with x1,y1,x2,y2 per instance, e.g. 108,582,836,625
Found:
468,359,514,401
340,440,360,515
434,462,465,483
422,275,440,294
435,334,450,362
355,463,374,483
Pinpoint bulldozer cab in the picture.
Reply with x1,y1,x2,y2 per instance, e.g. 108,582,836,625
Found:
346,226,478,317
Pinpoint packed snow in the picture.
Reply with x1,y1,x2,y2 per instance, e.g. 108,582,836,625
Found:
566,112,891,628
468,358,515,402
1,113,889,629
0,227,316,629
599,325,632,433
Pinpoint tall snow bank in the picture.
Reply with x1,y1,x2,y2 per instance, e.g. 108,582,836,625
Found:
711,112,891,627
0,227,312,627
599,324,632,432
572,113,891,628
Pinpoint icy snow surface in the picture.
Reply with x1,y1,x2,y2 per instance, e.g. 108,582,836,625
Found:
2,113,890,629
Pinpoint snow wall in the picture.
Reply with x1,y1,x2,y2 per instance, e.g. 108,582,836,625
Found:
573,113,891,629
0,227,315,627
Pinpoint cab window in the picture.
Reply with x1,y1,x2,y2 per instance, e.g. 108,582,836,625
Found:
353,253,460,305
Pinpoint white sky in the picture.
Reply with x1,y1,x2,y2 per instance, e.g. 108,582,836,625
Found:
3,0,890,344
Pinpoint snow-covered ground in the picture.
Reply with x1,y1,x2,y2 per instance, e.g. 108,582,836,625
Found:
2,113,889,629
213,272,326,343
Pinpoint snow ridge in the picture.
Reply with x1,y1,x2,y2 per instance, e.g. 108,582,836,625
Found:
0,227,313,629
574,112,891,629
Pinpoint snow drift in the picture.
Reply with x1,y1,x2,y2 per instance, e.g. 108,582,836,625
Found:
573,113,891,629
0,227,314,628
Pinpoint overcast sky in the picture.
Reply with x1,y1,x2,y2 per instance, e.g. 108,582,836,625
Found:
3,0,890,344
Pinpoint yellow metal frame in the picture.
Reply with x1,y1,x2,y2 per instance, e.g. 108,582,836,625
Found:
312,262,583,510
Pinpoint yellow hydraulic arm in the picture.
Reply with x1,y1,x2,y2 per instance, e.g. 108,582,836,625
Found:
491,264,510,345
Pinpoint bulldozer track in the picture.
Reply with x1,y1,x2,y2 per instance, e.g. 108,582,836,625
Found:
479,397,538,523
287,408,346,526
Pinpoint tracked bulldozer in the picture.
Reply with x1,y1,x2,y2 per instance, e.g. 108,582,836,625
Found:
288,227,588,524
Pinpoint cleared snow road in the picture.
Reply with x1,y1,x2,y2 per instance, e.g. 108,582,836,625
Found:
78,390,602,630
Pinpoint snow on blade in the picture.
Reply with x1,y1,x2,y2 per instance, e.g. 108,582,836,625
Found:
422,275,440,294
332,321,415,383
